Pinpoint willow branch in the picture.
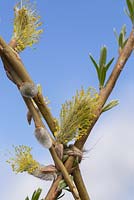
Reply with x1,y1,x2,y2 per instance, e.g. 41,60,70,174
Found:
46,28,134,199
0,55,45,128
0,55,22,86
0,36,57,135
50,148,81,200
46,155,90,200
0,39,32,83
46,156,74,199
0,37,81,200
46,156,90,199
75,28,134,149
33,93,57,134
73,165,90,200
101,29,134,103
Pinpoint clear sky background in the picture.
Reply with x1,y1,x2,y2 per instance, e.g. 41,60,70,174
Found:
0,0,134,200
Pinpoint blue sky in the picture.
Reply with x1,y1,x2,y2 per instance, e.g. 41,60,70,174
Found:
0,0,134,199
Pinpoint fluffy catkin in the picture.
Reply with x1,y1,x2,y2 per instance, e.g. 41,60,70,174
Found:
34,127,52,149
55,87,99,145
12,0,43,52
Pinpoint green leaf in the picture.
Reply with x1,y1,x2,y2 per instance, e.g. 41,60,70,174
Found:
114,26,126,47
105,57,114,71
123,38,128,48
121,25,127,48
126,0,134,24
99,46,107,68
102,100,119,112
113,28,119,42
89,54,100,81
114,25,127,49
119,32,123,48
100,68,106,87
121,24,127,35
89,54,99,73
126,0,133,16
58,179,67,190
25,197,29,200
31,191,36,199
100,57,114,87
125,7,131,18
32,188,42,200
58,176,73,191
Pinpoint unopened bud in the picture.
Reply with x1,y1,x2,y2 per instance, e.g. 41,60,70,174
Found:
20,82,38,98
32,169,57,181
55,143,64,160
34,127,52,149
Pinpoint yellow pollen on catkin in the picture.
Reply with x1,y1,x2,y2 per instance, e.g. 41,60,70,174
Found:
12,0,43,52
7,145,39,174
55,87,100,145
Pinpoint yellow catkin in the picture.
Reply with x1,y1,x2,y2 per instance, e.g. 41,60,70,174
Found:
7,145,39,174
12,0,43,52
55,87,99,145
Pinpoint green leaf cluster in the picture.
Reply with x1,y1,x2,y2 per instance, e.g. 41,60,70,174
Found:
114,25,128,51
25,188,43,200
125,0,134,25
89,46,114,88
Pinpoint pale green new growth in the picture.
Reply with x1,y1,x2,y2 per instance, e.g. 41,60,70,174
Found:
25,188,43,200
58,175,73,191
114,25,128,51
89,46,114,88
12,0,43,52
55,88,99,145
102,100,119,112
125,0,134,25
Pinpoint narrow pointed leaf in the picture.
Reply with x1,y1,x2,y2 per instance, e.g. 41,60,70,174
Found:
102,100,119,112
125,8,131,18
132,15,134,25
99,46,107,68
119,33,123,48
126,0,134,24
123,38,128,48
100,68,106,87
89,54,100,81
89,54,99,73
31,191,36,199
121,24,126,35
32,189,42,200
113,28,119,42
105,57,114,71
25,197,29,200
126,0,133,16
